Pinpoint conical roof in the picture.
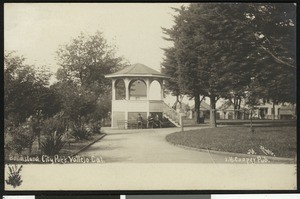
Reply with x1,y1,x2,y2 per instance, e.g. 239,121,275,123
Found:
105,63,169,78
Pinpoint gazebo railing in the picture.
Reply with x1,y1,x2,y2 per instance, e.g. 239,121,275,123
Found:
163,102,180,125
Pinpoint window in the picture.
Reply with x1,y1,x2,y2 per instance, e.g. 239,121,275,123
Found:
149,80,162,100
115,79,126,100
129,79,147,100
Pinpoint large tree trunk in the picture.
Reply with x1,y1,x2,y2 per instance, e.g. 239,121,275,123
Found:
194,94,201,124
210,96,217,128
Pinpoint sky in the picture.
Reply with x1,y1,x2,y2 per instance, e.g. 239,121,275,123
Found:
5,3,186,74
4,3,223,107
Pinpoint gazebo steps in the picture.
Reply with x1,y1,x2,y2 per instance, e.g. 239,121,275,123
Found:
163,114,181,127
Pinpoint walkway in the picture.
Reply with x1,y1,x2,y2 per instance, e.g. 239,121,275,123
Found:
79,126,231,163
79,126,294,164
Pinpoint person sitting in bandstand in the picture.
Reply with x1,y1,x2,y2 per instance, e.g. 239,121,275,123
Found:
147,113,154,128
137,113,143,129
153,114,160,128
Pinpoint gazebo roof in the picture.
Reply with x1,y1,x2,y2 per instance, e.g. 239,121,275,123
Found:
105,63,169,78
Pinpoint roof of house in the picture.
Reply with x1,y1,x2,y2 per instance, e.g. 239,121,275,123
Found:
191,101,211,110
217,100,249,111
217,101,234,110
105,63,169,78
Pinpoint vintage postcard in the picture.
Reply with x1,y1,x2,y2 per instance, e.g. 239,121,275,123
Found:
4,3,297,191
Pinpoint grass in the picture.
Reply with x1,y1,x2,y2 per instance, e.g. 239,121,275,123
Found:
166,125,296,158
182,118,296,126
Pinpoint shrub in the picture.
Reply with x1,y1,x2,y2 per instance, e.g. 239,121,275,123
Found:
41,132,65,156
71,123,91,140
5,164,23,188
40,118,66,155
89,121,102,134
6,124,35,155
42,117,65,136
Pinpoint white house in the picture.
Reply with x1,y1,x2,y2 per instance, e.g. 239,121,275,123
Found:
216,100,296,120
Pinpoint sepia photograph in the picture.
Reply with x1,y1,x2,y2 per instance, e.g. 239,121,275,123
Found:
4,2,297,191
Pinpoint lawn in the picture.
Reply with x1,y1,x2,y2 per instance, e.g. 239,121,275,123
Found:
166,125,296,158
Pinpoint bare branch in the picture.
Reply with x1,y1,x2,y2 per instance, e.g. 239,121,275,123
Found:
259,45,295,68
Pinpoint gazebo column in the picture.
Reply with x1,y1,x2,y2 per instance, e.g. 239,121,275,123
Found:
111,79,116,128
146,78,150,117
112,79,116,100
160,80,164,100
124,78,130,128
124,78,130,100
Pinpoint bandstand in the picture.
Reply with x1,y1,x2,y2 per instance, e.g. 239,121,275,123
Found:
105,63,170,128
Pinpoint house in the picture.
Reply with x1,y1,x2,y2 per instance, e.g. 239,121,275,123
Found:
216,100,296,120
189,101,211,121
217,101,248,119
255,102,296,120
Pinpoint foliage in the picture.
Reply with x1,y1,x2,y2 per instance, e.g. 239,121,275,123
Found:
56,31,125,95
53,82,98,125
71,123,92,140
5,164,23,188
4,51,60,125
41,134,65,156
161,47,184,109
4,51,63,155
40,117,66,155
88,120,102,134
55,31,126,127
162,4,255,127
246,3,296,68
244,3,296,108
6,122,36,154
41,117,66,136
162,3,296,126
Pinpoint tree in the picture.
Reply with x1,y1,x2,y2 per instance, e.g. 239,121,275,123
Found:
4,51,53,125
248,57,296,119
55,31,126,126
162,6,209,124
246,3,296,69
245,3,296,112
53,82,97,125
4,51,63,150
162,3,296,126
56,31,124,93
163,4,257,127
161,47,184,111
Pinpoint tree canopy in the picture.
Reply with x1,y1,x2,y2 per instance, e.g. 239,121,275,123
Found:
55,31,127,123
162,3,296,127
4,51,58,125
